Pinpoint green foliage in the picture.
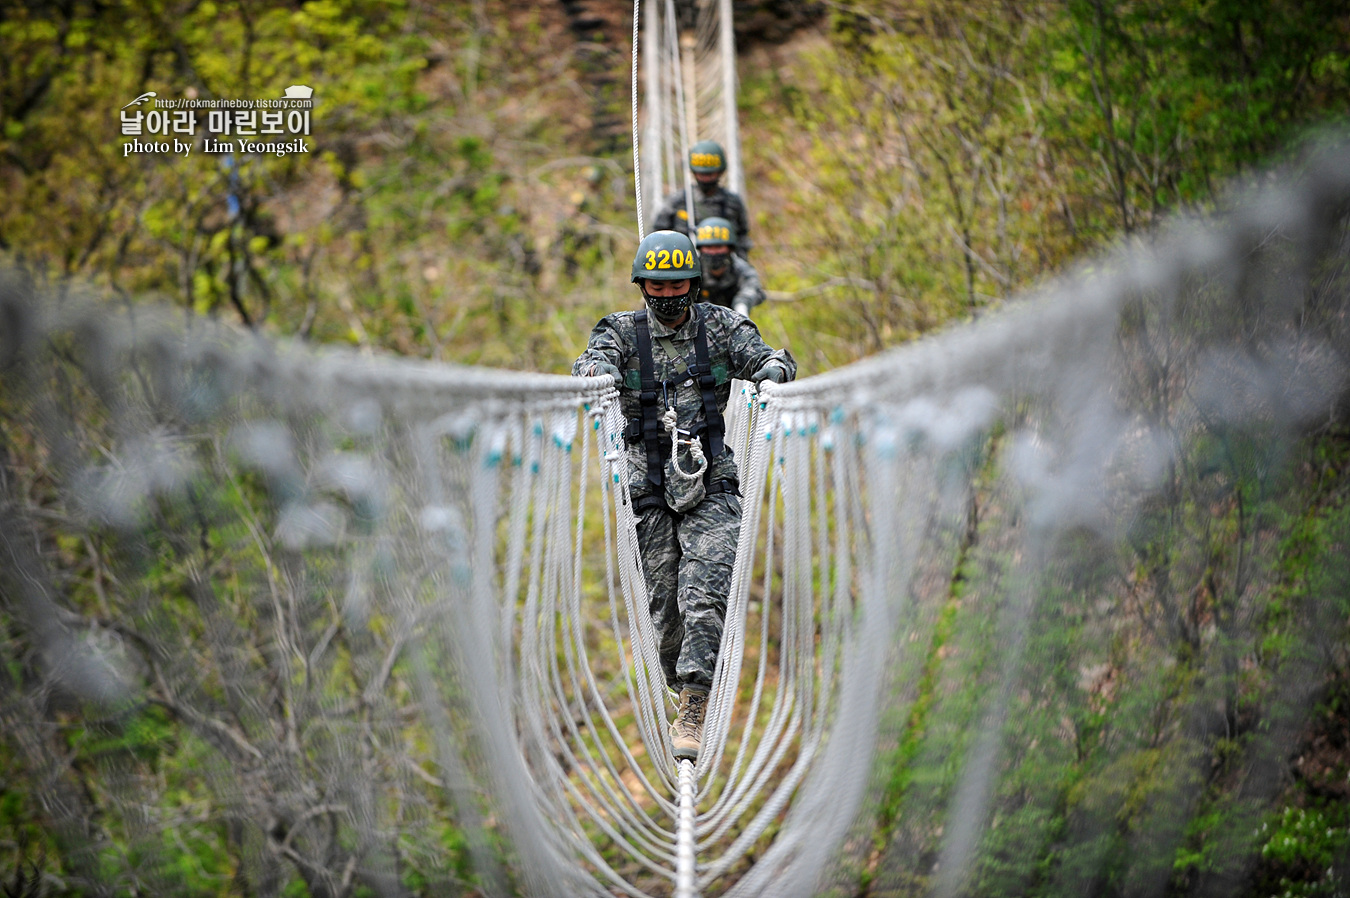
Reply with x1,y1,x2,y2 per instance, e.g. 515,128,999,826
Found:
70,702,177,765
1053,0,1350,236
1256,804,1350,897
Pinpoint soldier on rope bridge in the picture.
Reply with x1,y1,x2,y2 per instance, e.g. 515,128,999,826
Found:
574,230,795,759
653,140,752,259
693,217,764,317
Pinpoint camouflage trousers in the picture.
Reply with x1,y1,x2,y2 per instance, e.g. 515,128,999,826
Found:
634,490,742,692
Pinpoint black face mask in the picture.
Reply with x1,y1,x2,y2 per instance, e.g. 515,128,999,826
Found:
703,253,731,276
644,284,695,323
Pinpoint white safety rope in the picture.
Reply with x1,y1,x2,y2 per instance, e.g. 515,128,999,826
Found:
632,0,645,239
675,759,701,898
718,0,743,195
661,405,707,483
665,0,698,233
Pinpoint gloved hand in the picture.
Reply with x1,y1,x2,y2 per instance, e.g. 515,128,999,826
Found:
733,302,750,317
588,361,621,380
751,362,787,385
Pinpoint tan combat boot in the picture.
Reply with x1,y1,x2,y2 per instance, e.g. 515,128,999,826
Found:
670,687,709,761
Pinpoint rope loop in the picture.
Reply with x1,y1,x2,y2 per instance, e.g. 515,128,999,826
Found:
662,405,706,481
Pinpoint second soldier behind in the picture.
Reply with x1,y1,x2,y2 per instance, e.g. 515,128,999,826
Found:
693,217,764,317
653,140,752,258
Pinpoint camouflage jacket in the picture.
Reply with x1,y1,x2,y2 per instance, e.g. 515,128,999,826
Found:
573,303,795,493
652,186,752,257
700,255,765,312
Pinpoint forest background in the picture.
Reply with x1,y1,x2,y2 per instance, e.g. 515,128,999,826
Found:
3,0,1350,896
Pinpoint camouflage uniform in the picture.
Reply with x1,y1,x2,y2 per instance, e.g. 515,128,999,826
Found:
700,254,765,313
653,186,752,258
574,303,795,690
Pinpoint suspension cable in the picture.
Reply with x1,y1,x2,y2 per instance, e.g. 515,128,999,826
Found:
632,0,645,239
666,0,697,232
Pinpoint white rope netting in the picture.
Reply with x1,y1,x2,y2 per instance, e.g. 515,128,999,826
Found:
637,0,743,225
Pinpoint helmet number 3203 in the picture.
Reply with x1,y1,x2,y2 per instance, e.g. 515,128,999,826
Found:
645,249,692,270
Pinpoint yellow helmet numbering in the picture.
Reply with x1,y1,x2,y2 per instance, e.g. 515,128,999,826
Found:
688,139,726,175
694,217,736,248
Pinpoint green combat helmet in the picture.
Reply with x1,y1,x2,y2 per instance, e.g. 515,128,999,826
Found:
688,139,726,175
632,230,702,322
693,217,736,249
694,216,736,278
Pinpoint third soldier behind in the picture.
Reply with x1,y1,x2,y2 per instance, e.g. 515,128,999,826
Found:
693,217,764,317
653,140,752,258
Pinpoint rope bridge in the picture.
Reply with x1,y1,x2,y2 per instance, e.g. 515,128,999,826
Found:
2,139,1348,897
637,0,743,227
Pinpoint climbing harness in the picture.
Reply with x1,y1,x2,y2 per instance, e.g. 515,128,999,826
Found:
627,309,737,517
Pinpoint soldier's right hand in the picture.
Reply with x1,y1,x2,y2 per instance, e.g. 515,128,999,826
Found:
588,361,621,380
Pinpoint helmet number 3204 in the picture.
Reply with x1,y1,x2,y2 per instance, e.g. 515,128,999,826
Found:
645,249,693,270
